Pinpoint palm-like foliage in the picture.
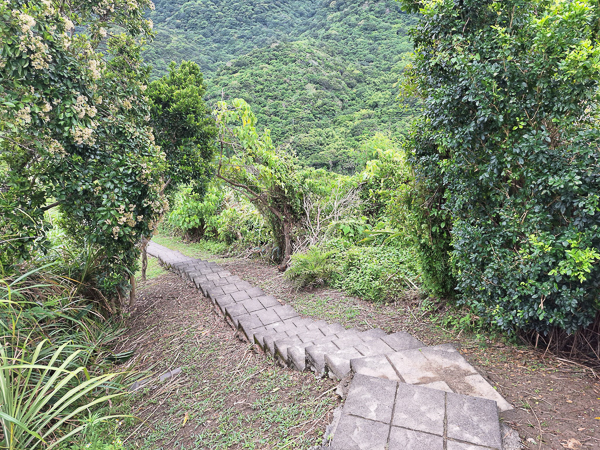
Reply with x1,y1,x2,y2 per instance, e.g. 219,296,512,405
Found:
0,342,123,450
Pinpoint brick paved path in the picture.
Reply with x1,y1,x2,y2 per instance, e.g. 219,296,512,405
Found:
147,241,520,450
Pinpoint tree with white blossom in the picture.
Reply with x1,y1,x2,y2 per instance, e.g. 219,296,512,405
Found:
0,0,165,310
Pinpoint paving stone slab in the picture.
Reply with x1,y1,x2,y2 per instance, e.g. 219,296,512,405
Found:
287,329,358,371
255,295,280,309
393,382,445,435
306,329,387,375
343,374,397,423
269,323,329,360
386,347,512,411
381,332,423,351
245,287,265,298
325,348,364,379
240,317,297,342
389,427,444,450
330,374,503,450
235,305,299,329
253,319,311,347
351,355,400,381
446,392,503,449
330,414,389,450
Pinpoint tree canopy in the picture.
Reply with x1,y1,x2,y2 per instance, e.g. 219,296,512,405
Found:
148,60,216,196
0,0,165,301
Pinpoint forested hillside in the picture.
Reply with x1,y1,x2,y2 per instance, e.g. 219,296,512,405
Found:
145,0,416,172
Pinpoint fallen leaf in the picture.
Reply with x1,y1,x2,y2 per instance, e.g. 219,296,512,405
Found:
566,399,573,403
182,412,189,426
561,438,582,449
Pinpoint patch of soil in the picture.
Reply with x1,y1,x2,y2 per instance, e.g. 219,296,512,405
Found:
217,256,600,450
115,273,337,450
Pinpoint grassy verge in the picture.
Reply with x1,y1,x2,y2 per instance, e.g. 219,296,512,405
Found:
153,234,229,263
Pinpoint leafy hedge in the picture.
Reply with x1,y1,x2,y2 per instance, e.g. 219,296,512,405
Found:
401,0,600,334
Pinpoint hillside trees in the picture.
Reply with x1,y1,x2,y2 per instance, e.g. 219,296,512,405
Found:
214,99,306,270
400,0,600,346
143,60,216,279
0,0,164,307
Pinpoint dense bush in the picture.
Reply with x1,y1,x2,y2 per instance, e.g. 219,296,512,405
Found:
285,248,338,289
400,0,600,336
168,183,271,248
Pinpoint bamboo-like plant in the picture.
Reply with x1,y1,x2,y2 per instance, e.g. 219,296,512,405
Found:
0,341,125,450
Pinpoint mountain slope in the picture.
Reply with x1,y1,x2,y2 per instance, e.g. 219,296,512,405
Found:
146,0,319,76
145,0,417,172
205,40,413,172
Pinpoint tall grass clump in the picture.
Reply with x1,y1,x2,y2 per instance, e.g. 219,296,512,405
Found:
0,266,128,449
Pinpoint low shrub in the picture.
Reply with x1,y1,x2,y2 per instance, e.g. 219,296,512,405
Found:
285,248,338,288
331,245,420,302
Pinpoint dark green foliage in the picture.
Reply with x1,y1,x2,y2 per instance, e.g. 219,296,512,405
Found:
402,0,600,334
148,61,216,195
402,124,456,299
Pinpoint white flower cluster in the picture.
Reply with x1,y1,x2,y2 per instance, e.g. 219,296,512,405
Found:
47,138,66,156
117,211,136,227
19,33,52,70
126,0,139,11
16,106,31,124
72,126,95,145
89,59,102,80
72,94,97,119
18,13,35,33
63,17,74,31
92,0,116,16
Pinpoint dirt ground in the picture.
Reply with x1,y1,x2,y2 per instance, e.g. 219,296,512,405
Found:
116,271,338,450
125,235,600,449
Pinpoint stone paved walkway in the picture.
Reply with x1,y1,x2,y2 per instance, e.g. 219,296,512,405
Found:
147,241,520,449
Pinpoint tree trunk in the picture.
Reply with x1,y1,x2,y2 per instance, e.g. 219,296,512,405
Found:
278,219,292,272
129,274,136,309
141,236,149,281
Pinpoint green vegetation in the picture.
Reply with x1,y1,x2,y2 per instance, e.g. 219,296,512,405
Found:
0,0,163,303
5,0,600,446
148,60,216,197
